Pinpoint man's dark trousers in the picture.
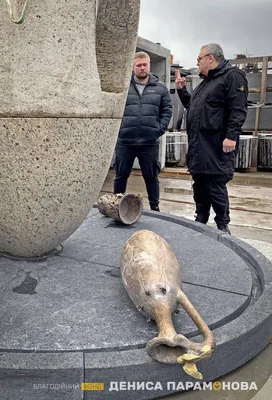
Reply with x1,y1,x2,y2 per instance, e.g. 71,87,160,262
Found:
114,142,161,209
192,174,232,226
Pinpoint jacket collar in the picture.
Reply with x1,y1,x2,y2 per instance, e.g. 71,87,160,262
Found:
132,73,158,86
199,59,232,80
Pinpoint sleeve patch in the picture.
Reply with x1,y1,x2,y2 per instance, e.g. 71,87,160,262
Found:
237,85,245,92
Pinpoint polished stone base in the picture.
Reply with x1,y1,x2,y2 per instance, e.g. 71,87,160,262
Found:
0,209,271,399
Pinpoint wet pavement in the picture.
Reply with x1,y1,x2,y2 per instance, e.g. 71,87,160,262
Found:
101,169,272,242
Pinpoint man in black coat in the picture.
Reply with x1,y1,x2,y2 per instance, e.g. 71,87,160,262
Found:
113,51,172,211
176,43,248,233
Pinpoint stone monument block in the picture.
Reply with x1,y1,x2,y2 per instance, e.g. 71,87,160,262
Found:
0,0,141,256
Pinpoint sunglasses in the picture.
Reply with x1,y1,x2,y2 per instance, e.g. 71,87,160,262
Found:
197,54,211,62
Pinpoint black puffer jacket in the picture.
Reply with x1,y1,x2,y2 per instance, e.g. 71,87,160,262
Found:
177,60,248,176
117,74,172,145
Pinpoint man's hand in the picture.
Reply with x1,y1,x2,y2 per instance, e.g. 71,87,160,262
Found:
175,69,186,89
223,138,236,153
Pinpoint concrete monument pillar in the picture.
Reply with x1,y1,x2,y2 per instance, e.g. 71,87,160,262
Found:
0,0,141,257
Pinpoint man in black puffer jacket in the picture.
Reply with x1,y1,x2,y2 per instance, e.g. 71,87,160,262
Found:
114,51,172,211
176,43,248,234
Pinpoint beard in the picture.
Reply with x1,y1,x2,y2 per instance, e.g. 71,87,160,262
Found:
135,72,149,80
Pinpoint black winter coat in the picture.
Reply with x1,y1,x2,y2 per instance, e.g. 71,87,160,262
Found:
117,74,172,145
177,60,248,176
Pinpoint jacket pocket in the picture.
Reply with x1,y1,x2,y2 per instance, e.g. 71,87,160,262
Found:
222,150,235,172
201,99,224,132
154,119,162,137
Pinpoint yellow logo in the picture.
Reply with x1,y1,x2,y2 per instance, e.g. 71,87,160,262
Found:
81,382,104,391
213,381,222,391
238,85,245,92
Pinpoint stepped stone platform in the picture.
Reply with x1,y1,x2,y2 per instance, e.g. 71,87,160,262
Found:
0,209,272,400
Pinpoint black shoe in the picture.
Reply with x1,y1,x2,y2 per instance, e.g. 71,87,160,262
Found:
151,206,160,212
217,224,231,234
195,219,207,225
195,214,209,224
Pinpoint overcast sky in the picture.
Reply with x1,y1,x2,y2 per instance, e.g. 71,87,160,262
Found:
138,0,272,69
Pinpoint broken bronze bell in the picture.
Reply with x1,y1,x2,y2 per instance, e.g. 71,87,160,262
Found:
120,230,215,379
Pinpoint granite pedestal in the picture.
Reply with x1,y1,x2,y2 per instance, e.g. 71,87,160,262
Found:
0,209,272,399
